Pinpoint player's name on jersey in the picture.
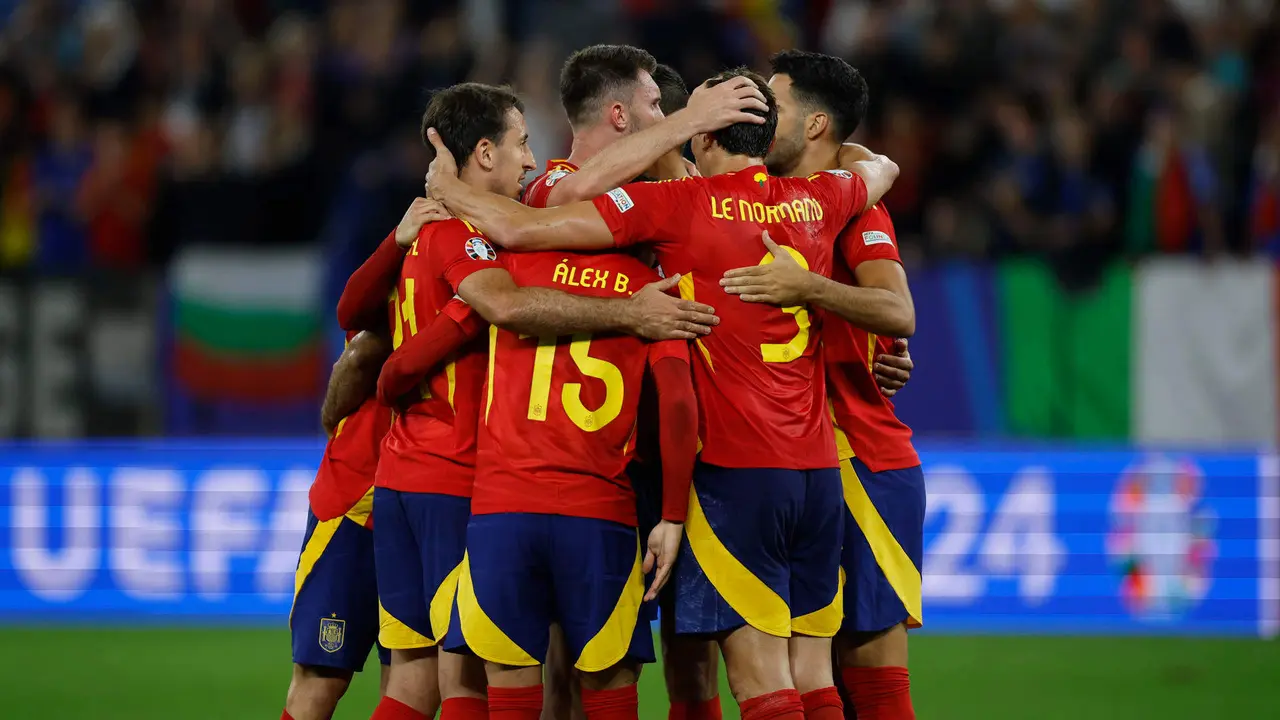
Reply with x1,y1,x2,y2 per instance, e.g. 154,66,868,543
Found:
552,260,634,295
710,195,826,224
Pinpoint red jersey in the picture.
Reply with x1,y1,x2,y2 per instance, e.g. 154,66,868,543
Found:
473,250,690,526
309,332,393,524
824,205,919,472
592,166,867,470
376,218,501,497
521,158,579,209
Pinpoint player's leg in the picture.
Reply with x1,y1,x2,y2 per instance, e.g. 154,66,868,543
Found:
371,488,441,720
832,458,925,720
378,644,391,694
786,467,847,720
674,464,804,719
544,623,585,720
452,512,555,720
659,594,722,720
285,505,381,720
552,515,656,720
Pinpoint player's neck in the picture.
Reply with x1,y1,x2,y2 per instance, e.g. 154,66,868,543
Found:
565,124,619,168
700,153,762,176
458,164,495,194
788,140,842,178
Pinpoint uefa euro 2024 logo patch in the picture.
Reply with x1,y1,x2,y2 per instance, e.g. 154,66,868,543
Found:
1106,456,1216,622
545,169,571,186
464,236,497,261
319,615,346,653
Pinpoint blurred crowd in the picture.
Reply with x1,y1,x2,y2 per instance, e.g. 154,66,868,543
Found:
1,0,1279,283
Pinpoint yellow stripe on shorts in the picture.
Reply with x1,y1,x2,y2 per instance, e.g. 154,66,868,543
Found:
791,566,845,638
429,562,463,643
290,516,342,624
576,536,645,672
456,552,539,667
378,600,432,650
685,484,791,637
840,459,923,627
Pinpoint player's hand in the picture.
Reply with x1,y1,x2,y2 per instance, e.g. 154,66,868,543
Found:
423,127,460,200
643,520,684,601
396,197,451,248
875,338,913,397
685,76,769,134
628,274,719,340
838,142,877,168
720,230,815,306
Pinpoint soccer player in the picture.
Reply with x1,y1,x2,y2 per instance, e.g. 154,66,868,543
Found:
422,68,898,720
721,50,923,720
283,329,392,720
337,82,724,720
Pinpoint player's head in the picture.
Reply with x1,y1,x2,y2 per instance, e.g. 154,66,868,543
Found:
560,44,663,135
652,63,689,116
765,50,868,175
422,82,536,200
691,68,777,167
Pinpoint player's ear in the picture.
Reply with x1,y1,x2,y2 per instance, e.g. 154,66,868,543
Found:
806,112,829,141
475,138,496,172
609,102,627,132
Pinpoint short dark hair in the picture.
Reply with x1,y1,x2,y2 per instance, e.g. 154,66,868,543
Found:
704,67,777,158
769,50,868,141
421,83,524,167
559,44,658,127
651,63,689,116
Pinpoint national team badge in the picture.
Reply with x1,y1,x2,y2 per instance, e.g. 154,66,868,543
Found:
464,236,497,261
319,616,346,653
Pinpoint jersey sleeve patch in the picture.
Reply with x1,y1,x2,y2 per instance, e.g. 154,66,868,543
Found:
862,230,894,247
464,236,497,261
544,169,571,186
824,169,854,179
606,187,634,213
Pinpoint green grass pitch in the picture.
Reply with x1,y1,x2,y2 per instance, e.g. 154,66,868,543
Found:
1,628,1276,718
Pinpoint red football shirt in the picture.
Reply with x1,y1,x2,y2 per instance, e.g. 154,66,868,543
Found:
376,218,501,497
824,205,919,472
592,166,867,470
472,250,690,526
309,332,393,524
521,158,579,209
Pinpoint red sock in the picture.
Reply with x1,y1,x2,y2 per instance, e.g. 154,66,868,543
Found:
280,712,295,720
487,684,543,720
800,687,844,720
842,667,914,720
668,697,724,720
370,696,429,720
581,684,639,720
442,696,489,719
740,689,805,720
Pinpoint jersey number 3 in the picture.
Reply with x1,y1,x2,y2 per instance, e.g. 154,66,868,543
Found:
525,333,623,432
759,247,811,363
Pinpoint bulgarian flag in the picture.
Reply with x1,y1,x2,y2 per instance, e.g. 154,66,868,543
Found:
170,246,326,402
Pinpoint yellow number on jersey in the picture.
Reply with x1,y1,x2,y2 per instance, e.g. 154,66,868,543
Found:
758,247,811,363
521,333,624,432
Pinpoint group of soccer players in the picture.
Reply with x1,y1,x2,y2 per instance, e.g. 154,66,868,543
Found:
281,43,924,720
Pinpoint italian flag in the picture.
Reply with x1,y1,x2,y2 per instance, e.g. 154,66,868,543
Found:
171,246,326,401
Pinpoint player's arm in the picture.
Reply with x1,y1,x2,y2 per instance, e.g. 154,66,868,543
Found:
837,143,899,211
721,230,915,337
456,268,716,340
376,299,485,407
320,329,392,435
643,341,697,600
335,198,449,330
543,78,767,206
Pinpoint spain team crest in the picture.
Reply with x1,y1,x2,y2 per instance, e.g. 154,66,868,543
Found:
319,616,346,653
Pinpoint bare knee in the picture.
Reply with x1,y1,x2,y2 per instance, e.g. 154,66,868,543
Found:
439,652,486,700
788,635,835,694
385,647,441,715
719,626,793,705
285,664,353,720
662,625,720,703
835,623,909,668
580,661,639,692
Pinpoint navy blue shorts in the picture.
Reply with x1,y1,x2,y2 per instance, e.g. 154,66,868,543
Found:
446,513,656,672
290,504,389,670
673,462,844,637
840,457,925,634
373,488,470,649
